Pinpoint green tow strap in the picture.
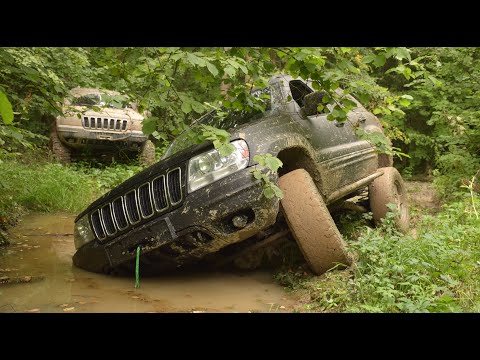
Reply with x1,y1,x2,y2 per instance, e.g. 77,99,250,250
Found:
135,246,140,288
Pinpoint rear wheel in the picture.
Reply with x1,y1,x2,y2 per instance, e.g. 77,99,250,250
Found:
49,125,71,164
368,167,409,233
138,140,156,166
278,169,352,275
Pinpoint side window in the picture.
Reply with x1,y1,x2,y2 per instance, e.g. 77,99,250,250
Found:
289,80,313,108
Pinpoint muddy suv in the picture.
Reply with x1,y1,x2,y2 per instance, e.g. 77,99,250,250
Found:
50,88,155,165
72,74,409,275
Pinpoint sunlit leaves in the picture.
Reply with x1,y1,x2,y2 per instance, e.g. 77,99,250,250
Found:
0,91,14,124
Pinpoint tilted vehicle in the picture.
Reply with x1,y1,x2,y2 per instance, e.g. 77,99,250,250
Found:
72,74,409,275
50,88,155,165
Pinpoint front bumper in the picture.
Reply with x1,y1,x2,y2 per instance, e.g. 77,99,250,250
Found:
72,167,279,273
57,125,147,150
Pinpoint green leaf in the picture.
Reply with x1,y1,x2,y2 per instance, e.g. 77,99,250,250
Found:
264,155,283,172
238,63,248,75
252,170,263,180
218,143,235,157
401,94,413,100
206,61,219,77
253,154,266,166
362,55,375,64
224,65,236,77
373,54,386,67
272,184,284,199
186,52,206,67
181,101,192,114
263,186,275,199
394,47,411,61
142,117,158,135
0,91,14,124
191,101,205,114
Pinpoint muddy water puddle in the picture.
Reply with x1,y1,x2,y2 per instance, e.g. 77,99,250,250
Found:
0,214,295,313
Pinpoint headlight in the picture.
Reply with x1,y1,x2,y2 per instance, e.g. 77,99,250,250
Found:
188,139,249,193
74,214,95,249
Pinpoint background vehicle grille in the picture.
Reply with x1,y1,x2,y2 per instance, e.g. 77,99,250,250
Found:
82,117,129,131
90,166,185,241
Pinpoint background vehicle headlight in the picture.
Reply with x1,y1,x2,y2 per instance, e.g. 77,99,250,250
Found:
74,214,95,249
188,139,249,193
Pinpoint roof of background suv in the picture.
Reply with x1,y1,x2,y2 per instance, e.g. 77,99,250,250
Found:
68,87,122,97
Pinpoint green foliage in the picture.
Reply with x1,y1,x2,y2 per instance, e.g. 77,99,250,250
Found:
0,158,141,222
194,124,235,157
251,154,284,199
0,90,13,124
276,200,480,313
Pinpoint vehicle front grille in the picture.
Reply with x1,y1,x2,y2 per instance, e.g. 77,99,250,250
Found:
82,117,129,131
90,166,185,241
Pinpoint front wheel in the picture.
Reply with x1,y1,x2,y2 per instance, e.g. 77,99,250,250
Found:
368,167,409,233
278,169,352,275
138,140,156,166
49,125,72,164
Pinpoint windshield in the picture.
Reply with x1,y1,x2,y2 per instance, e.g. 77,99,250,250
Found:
71,93,134,109
162,87,272,159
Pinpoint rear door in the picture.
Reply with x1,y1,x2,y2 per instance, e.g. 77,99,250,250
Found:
288,79,377,196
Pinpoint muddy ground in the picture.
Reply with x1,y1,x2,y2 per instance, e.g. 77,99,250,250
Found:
0,214,297,313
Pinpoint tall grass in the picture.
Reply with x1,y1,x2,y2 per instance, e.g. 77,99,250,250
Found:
0,159,144,220
275,200,480,313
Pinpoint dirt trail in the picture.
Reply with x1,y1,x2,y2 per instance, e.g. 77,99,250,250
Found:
405,180,441,212
0,214,295,313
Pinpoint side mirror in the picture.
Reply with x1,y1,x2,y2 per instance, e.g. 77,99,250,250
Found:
302,91,328,117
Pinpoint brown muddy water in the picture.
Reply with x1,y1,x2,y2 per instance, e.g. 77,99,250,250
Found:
0,214,296,313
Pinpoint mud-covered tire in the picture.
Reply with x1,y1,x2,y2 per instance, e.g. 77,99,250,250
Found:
378,153,394,168
49,125,71,164
278,169,352,275
139,140,156,166
368,167,409,233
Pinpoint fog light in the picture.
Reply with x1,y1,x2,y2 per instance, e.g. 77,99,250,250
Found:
232,215,248,229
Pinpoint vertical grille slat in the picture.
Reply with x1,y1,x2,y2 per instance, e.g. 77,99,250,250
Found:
152,175,168,211
112,197,128,230
125,190,140,224
167,168,182,205
101,204,117,236
80,117,129,131
138,183,154,218
91,210,106,240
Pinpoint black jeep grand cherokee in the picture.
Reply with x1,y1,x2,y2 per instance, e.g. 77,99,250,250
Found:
73,74,409,275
